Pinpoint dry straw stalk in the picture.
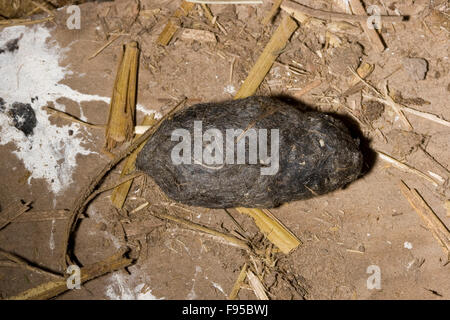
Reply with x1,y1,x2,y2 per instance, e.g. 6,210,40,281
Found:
105,41,139,151
111,115,158,209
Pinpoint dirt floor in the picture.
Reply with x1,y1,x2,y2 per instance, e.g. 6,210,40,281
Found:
0,0,449,300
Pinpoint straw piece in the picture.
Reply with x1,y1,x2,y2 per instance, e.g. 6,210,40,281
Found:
400,106,450,128
246,270,269,300
228,263,248,300
111,115,157,209
151,211,251,251
293,79,322,98
0,249,62,279
105,41,139,151
0,16,53,28
234,15,298,99
348,62,374,87
44,106,105,129
13,210,70,223
231,15,300,255
30,1,54,17
180,28,217,42
157,1,195,46
88,34,121,60
349,71,412,130
377,151,439,187
364,90,450,128
262,0,284,25
341,63,374,97
84,173,143,206
8,251,132,300
281,0,404,24
201,3,227,34
236,208,301,254
0,200,31,231
349,0,385,52
400,181,450,260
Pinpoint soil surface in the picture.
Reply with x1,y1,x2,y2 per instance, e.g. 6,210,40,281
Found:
0,0,449,300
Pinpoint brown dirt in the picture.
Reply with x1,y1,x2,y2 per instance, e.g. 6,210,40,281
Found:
0,0,449,300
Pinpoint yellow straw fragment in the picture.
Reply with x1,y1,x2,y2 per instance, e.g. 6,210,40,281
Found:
157,1,196,46
105,41,139,151
236,208,301,254
234,15,298,99
111,115,158,209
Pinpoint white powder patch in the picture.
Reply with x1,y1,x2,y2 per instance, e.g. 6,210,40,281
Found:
406,260,415,270
187,266,202,300
187,285,197,300
105,273,163,300
134,283,162,300
0,25,159,195
404,241,413,250
137,105,162,119
49,218,56,251
0,25,104,194
211,281,226,296
224,84,236,95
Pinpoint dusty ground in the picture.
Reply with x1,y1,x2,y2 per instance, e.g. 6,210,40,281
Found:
0,0,449,300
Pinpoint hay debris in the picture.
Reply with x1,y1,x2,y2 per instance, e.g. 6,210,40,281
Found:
0,200,31,231
104,41,139,152
400,181,450,261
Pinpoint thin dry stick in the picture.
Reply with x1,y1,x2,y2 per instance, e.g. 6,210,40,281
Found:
14,210,70,223
44,106,105,129
400,105,450,128
0,249,63,279
0,200,31,231
340,63,375,97
419,146,450,175
348,67,412,130
348,62,374,87
25,6,42,17
157,1,195,46
111,115,157,209
293,79,322,98
281,0,405,24
246,269,269,300
63,99,186,269
223,209,249,238
236,208,301,254
201,3,227,34
234,15,298,98
236,106,282,142
30,0,55,17
400,181,450,260
347,66,382,95
377,151,440,186
8,251,132,300
84,172,144,205
231,14,301,255
104,41,139,151
229,263,248,299
0,16,53,27
229,56,236,84
349,0,386,52
150,211,251,251
366,93,450,128
88,34,121,60
262,0,284,25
